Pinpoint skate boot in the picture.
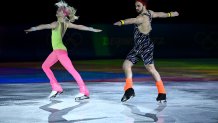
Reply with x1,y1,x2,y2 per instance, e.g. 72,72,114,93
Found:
75,93,90,102
121,88,135,102
48,91,63,99
156,93,167,103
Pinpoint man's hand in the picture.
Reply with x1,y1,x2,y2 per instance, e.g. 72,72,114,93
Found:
171,11,179,17
113,21,122,26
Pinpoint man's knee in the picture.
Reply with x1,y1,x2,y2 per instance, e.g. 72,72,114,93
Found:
146,65,156,73
122,61,132,71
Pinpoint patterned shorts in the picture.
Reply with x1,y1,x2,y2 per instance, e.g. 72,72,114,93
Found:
126,41,154,65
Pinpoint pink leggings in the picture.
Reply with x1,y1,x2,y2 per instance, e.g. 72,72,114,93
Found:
42,49,89,96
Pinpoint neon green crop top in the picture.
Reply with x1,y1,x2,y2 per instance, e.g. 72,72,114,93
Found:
51,22,67,50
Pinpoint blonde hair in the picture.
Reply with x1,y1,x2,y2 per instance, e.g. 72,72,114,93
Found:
55,0,79,22
66,6,79,22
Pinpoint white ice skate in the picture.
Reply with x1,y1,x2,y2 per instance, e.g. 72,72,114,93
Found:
75,93,89,102
48,91,63,99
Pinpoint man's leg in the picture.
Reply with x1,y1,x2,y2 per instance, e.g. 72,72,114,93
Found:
121,60,135,102
145,64,166,102
123,60,134,90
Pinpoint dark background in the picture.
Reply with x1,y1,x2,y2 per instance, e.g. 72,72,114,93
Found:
0,0,217,62
1,0,217,24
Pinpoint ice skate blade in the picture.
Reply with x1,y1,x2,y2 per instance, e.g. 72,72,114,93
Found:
75,96,90,102
121,95,135,102
48,91,63,100
157,100,167,104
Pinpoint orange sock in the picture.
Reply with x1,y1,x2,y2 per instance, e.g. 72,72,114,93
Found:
156,80,166,94
124,78,133,91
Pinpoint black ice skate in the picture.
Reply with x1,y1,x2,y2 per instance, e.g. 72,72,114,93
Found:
156,93,167,103
75,93,90,102
121,88,135,102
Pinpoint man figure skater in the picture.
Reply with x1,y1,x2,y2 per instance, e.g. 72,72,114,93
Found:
114,0,179,102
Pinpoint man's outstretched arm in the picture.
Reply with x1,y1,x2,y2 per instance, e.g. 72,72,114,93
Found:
113,16,144,26
150,10,179,18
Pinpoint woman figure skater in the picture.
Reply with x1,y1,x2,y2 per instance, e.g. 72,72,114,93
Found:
25,0,102,101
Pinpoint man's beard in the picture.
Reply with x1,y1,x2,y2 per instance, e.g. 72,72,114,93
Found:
137,8,144,14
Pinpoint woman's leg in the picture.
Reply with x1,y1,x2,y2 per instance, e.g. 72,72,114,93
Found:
42,51,63,92
56,50,89,96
